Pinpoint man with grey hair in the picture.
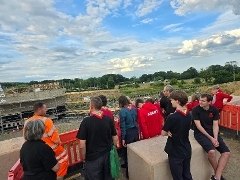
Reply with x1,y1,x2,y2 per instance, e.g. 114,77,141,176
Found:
20,119,59,180
77,96,118,180
160,85,176,119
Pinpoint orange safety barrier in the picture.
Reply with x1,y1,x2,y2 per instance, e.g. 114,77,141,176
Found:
220,104,240,131
8,160,23,180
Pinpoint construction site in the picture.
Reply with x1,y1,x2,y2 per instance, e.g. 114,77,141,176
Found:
0,82,123,134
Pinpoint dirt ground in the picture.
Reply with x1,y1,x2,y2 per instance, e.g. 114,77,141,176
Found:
1,121,240,180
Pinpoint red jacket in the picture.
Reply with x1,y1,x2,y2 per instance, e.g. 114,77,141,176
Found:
186,100,199,111
138,102,163,139
101,107,114,121
212,90,232,110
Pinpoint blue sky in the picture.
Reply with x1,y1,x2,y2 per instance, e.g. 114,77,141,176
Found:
0,0,240,82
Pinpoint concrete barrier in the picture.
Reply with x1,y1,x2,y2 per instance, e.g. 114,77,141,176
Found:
0,137,24,180
128,131,219,180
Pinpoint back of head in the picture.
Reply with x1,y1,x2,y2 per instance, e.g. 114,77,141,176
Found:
135,98,144,108
33,102,45,113
170,90,188,106
145,98,154,104
159,91,165,98
118,95,130,108
24,119,45,141
90,96,103,111
98,95,107,106
191,93,198,102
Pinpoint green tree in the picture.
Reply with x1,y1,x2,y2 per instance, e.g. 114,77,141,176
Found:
107,77,115,89
170,78,178,85
199,68,213,83
213,70,233,84
193,77,201,84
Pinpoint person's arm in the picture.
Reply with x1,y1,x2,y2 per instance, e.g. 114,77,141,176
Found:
161,116,173,137
112,135,118,146
79,140,86,161
138,111,149,139
45,119,61,145
213,120,219,140
52,162,60,172
76,120,87,161
119,110,127,146
194,120,218,147
109,118,118,146
220,93,233,104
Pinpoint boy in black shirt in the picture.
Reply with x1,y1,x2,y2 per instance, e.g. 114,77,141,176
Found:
192,94,230,180
76,96,118,180
161,90,192,180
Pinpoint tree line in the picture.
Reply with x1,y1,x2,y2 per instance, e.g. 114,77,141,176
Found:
1,62,239,91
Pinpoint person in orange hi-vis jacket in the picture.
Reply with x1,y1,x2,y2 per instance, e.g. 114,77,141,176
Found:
24,102,69,180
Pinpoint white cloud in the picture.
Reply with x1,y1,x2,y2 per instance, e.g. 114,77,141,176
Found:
108,56,154,72
123,0,132,8
201,11,240,35
178,28,240,56
136,0,163,17
170,0,240,16
141,18,153,24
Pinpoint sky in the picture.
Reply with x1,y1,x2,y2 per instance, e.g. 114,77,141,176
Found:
0,0,240,82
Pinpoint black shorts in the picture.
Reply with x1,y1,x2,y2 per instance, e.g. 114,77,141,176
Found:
194,133,230,153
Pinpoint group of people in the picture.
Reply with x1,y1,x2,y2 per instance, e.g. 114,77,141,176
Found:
19,84,232,180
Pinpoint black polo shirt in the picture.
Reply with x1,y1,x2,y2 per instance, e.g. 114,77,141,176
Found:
163,111,192,159
160,96,176,117
20,140,57,180
192,105,219,134
76,114,117,161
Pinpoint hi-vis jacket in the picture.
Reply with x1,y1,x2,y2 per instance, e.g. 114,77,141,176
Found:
24,115,69,176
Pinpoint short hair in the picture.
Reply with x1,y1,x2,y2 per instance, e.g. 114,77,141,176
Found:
24,119,45,141
164,85,174,92
118,95,130,108
191,93,198,102
159,91,165,98
200,93,213,102
169,90,188,106
99,95,107,106
212,85,220,90
135,98,144,107
145,98,154,104
90,96,103,110
33,102,45,113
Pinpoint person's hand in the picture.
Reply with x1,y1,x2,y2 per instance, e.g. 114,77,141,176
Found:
167,131,172,137
122,140,127,147
211,137,219,147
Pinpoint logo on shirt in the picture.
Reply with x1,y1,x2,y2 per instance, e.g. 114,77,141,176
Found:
209,113,213,118
148,110,158,116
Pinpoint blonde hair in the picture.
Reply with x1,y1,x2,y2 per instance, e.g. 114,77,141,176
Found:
212,85,220,90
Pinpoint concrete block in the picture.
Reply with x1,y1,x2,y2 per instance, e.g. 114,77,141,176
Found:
0,137,24,180
128,131,219,180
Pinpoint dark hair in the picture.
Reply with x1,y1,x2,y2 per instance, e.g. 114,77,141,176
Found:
118,95,130,108
99,95,107,106
159,91,165,98
145,98,154,104
135,98,144,107
90,96,103,110
169,90,188,106
200,93,213,102
33,102,45,113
